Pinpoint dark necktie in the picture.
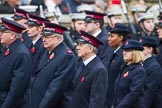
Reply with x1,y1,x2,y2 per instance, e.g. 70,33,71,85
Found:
4,47,10,56
74,62,85,82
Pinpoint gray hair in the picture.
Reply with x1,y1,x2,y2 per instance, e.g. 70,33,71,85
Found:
88,44,98,54
15,33,22,39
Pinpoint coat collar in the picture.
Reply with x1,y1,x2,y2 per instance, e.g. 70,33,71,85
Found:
127,63,142,70
35,42,66,73
143,56,155,67
0,39,22,61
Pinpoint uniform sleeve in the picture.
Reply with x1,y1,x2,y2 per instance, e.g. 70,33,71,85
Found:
1,54,31,108
39,54,77,108
142,65,161,108
88,68,108,108
117,68,146,108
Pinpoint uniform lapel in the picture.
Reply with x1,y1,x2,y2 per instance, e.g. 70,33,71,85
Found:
0,39,20,61
74,57,98,87
35,42,65,73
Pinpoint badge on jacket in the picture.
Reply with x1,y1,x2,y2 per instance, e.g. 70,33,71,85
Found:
49,53,55,60
5,48,10,56
123,72,129,78
81,76,85,82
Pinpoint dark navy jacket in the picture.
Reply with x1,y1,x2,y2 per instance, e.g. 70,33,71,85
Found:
71,57,108,108
113,63,146,108
139,56,162,108
157,40,162,68
105,48,124,108
22,31,32,50
0,39,31,108
29,42,77,108
30,38,46,76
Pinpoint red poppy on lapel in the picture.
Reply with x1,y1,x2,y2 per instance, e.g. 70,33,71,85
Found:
112,59,115,63
139,38,142,42
49,53,55,60
21,37,24,42
67,48,72,54
30,46,35,53
81,76,85,82
123,72,128,78
63,7,68,13
5,49,10,56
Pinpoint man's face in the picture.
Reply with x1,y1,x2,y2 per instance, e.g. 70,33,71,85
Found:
108,16,122,28
157,27,162,39
85,21,97,34
54,0,62,5
76,43,91,60
27,25,41,39
142,19,155,33
108,33,123,48
8,0,20,7
42,35,60,50
0,30,13,46
72,20,86,33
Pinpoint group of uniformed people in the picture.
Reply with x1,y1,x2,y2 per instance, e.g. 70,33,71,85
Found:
0,3,162,108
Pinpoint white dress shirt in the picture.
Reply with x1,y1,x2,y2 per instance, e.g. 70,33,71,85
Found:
93,29,102,37
83,55,96,66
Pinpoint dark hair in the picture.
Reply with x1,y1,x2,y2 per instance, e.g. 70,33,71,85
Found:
119,34,130,43
93,19,104,28
152,47,159,56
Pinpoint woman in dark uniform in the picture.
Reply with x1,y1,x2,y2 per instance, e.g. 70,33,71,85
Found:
140,36,162,108
113,39,146,108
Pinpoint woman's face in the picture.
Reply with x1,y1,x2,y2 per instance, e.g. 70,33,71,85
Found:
123,50,133,63
142,46,152,56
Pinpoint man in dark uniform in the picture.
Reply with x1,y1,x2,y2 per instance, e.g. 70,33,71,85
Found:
105,8,123,32
26,14,49,76
138,13,159,40
11,8,32,49
27,22,77,108
69,13,86,41
105,23,130,108
0,0,19,14
0,18,31,108
71,30,108,108
84,10,113,66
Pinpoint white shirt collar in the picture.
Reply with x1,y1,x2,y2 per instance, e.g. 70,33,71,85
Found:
83,55,96,66
32,38,40,45
93,29,102,37
114,47,120,53
144,54,152,60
